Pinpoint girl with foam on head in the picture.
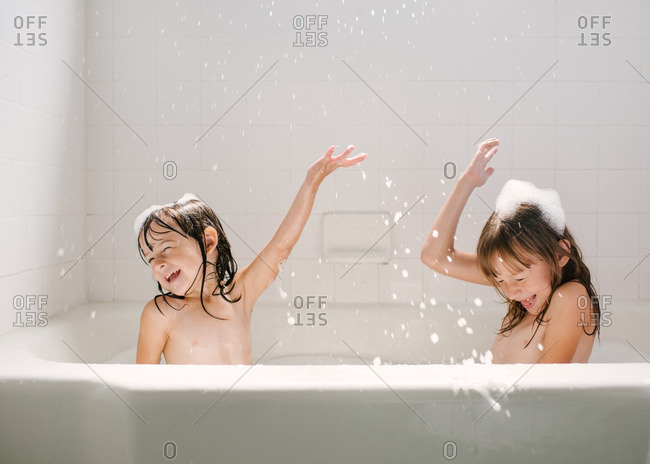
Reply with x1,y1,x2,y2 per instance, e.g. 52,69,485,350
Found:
421,139,600,363
133,146,366,365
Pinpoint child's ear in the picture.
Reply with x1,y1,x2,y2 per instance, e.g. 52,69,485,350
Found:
557,239,571,267
204,227,219,253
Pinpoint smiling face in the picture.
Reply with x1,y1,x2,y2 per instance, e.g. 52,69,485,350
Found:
490,255,555,315
139,218,218,297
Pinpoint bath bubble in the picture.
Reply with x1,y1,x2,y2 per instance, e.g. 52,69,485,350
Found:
90,310,96,319
480,350,494,364
57,248,65,257
401,269,408,278
466,327,474,334
430,333,439,344
472,349,478,358
474,297,483,307
506,409,511,418
373,356,381,365
405,247,411,254
457,317,467,327
495,179,565,234
419,302,425,310
537,343,544,351
431,229,439,238
430,298,436,306
278,286,287,299
287,316,295,325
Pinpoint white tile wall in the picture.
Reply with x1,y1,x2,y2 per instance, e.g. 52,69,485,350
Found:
0,0,86,336
1,0,647,336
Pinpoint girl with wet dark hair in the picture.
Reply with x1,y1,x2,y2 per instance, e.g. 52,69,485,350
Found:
134,145,366,365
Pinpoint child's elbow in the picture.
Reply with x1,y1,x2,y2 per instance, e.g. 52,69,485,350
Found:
420,249,441,272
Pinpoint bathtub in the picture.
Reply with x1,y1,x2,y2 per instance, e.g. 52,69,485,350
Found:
0,299,649,464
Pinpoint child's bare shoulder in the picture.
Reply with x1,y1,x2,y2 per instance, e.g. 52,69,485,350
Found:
550,281,589,312
141,297,174,324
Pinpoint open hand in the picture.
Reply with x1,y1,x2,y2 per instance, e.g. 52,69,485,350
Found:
307,145,367,184
462,138,499,188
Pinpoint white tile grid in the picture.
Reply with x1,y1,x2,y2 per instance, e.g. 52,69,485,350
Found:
2,0,647,319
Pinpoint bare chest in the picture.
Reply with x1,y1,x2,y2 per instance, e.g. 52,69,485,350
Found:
163,299,252,364
491,317,547,363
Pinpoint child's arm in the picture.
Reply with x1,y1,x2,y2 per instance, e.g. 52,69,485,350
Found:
420,138,499,285
536,282,592,363
136,299,169,364
238,145,367,309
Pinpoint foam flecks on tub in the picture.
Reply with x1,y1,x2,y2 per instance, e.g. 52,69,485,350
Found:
322,212,392,263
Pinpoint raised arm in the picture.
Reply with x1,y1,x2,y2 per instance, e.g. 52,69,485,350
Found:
239,145,367,308
420,138,499,285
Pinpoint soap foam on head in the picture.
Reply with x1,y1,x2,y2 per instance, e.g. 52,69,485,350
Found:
494,180,565,234
133,193,200,237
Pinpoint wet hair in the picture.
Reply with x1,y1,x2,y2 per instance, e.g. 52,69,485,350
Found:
136,199,240,319
476,203,600,347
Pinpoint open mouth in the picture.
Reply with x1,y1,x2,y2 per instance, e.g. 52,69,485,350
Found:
164,269,181,284
520,294,536,310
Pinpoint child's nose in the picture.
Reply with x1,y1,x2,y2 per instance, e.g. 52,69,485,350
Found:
509,284,523,300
